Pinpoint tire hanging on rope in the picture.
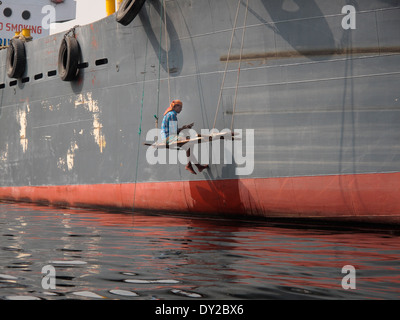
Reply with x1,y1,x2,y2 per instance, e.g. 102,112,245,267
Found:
6,39,26,79
58,36,80,81
116,0,146,26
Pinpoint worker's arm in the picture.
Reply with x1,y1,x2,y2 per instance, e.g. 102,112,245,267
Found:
178,122,194,134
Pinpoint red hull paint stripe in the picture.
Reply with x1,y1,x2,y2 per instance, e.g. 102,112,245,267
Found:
0,172,399,222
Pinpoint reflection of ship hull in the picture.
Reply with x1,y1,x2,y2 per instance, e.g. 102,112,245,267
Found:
0,0,399,224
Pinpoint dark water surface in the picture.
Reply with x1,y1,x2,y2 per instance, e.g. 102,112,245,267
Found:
1,201,400,300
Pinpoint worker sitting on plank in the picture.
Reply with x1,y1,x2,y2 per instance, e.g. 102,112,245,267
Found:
161,99,209,175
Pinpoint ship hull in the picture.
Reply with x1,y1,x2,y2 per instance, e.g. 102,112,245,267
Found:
0,172,399,224
0,0,399,224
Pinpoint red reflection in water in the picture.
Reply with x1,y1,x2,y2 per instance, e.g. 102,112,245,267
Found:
2,202,400,299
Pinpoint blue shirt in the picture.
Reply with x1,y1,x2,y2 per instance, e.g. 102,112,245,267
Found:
161,110,178,141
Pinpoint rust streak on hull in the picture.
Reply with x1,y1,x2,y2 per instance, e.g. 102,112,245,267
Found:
220,47,400,62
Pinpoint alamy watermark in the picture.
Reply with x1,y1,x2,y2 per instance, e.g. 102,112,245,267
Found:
41,265,56,290
42,5,57,31
342,5,356,30
38,4,356,32
145,125,255,176
341,265,356,290
41,263,357,292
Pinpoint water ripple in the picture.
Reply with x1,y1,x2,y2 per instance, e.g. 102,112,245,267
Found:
0,202,400,299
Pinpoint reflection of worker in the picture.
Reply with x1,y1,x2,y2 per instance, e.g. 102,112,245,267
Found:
161,100,209,175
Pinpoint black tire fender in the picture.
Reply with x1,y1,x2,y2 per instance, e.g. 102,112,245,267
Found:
6,39,26,79
58,36,80,81
116,0,146,26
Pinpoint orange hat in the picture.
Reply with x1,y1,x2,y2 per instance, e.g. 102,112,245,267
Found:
164,100,183,116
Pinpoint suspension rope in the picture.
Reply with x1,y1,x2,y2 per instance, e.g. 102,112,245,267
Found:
231,0,249,131
155,0,164,128
212,0,242,130
155,0,171,128
132,31,150,213
164,0,171,104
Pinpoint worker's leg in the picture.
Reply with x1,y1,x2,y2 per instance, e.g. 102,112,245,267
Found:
185,148,196,174
185,148,208,174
